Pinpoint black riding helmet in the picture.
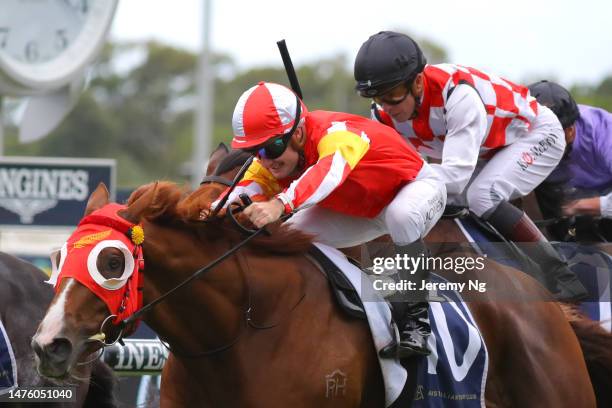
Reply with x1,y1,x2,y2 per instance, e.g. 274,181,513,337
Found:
528,80,580,129
354,31,427,98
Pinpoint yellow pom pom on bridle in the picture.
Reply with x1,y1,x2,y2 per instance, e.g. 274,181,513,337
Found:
129,225,145,245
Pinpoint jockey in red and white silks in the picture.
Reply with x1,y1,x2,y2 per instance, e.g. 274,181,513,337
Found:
214,81,447,357
370,63,564,218
354,31,587,302
217,82,446,248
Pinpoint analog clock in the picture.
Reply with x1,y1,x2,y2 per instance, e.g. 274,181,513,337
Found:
0,0,118,95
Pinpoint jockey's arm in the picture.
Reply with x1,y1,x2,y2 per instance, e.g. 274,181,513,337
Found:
276,130,370,213
430,85,488,195
211,159,281,209
563,129,612,218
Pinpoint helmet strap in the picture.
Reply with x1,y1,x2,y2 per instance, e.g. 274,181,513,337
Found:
409,74,424,120
409,88,421,120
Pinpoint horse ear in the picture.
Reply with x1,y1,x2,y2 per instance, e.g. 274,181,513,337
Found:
84,183,110,216
119,182,159,224
205,142,230,176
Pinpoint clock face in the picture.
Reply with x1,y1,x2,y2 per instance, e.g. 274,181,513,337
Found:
0,0,118,93
0,0,90,65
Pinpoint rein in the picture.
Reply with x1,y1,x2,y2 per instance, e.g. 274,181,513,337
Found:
113,173,299,356
157,248,305,358
121,215,273,328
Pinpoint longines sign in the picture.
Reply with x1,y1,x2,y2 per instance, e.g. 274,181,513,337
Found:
0,157,116,227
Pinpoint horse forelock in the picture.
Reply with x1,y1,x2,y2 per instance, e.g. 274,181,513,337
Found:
126,181,313,254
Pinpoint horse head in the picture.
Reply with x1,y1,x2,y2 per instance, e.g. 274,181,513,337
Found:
31,175,303,380
31,182,167,378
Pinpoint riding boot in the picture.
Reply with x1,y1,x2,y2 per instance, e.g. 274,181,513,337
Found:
379,240,432,359
485,201,588,302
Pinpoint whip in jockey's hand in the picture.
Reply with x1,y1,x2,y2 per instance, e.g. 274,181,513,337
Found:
243,199,284,228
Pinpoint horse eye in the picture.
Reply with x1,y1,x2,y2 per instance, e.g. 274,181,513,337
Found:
109,257,121,270
96,248,125,279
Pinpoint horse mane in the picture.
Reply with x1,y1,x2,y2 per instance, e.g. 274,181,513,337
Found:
127,181,314,255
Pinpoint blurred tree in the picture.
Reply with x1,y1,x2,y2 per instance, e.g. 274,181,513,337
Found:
2,36,453,188
6,41,202,186
572,75,612,112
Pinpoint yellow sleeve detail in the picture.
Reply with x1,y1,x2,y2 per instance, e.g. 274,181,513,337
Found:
242,159,283,197
316,130,370,169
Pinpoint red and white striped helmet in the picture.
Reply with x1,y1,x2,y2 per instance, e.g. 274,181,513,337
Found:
231,82,307,149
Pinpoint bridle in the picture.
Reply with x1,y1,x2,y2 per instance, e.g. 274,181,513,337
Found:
86,164,301,358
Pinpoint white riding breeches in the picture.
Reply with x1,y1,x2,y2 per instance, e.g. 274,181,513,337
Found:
286,162,447,248
460,105,566,217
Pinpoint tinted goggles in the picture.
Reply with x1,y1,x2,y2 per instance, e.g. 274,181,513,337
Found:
372,82,411,106
252,133,293,160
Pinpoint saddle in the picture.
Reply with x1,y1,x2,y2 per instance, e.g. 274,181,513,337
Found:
308,246,367,319
442,204,470,219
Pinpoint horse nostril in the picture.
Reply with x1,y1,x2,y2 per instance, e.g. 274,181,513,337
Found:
44,337,73,363
31,338,43,358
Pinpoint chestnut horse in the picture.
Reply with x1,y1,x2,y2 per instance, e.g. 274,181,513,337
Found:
209,145,611,406
28,173,601,407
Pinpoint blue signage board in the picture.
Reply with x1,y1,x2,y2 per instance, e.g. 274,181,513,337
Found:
0,157,115,227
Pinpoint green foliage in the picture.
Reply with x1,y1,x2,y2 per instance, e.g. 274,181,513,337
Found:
571,78,612,112
4,38,609,190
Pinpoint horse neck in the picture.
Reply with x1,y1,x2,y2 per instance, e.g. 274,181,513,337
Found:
140,222,248,353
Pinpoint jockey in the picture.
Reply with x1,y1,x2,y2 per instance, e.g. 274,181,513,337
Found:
353,31,587,301
528,80,612,236
218,81,447,358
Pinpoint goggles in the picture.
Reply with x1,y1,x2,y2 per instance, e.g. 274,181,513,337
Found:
371,82,411,106
250,133,292,160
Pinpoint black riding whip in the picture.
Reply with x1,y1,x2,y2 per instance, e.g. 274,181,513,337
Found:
276,39,303,99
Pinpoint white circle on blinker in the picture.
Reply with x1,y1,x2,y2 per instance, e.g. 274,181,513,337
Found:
87,240,135,290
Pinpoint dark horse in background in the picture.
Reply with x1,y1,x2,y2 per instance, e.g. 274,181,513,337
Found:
0,253,116,407
27,153,603,407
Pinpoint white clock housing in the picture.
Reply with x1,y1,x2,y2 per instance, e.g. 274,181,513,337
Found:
0,0,118,95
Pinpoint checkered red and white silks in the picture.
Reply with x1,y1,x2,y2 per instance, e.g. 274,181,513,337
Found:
378,64,539,159
231,82,302,149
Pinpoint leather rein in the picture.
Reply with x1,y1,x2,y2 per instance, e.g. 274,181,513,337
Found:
104,169,301,357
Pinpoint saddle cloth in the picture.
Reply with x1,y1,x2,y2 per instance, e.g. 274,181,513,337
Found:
554,243,612,332
457,216,612,331
315,243,488,407
0,318,17,396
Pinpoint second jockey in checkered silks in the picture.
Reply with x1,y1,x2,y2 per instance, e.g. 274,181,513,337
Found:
354,31,587,302
212,82,447,358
